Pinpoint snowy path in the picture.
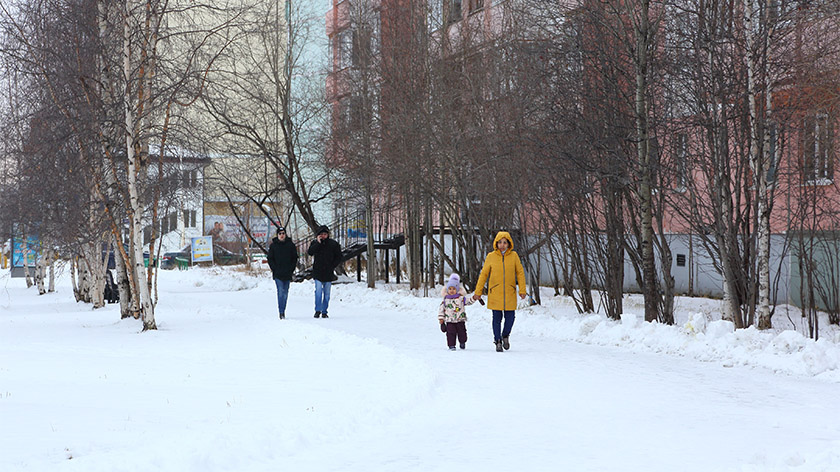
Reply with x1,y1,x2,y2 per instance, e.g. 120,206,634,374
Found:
222,279,840,471
2,270,840,471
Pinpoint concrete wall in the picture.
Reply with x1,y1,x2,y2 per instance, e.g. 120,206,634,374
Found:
522,233,792,304
789,234,840,312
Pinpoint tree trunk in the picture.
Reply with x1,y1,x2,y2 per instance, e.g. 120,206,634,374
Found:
406,190,422,290
604,183,624,320
113,242,133,319
633,0,660,323
365,184,375,289
744,0,772,329
123,3,155,330
48,249,56,293
439,208,445,285
81,241,106,308
658,234,675,325
35,248,46,295
22,232,33,288
70,257,80,302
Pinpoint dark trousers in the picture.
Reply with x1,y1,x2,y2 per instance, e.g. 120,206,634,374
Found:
492,310,516,341
445,322,468,347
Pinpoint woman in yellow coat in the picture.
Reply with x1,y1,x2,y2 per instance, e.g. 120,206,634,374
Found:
472,231,527,352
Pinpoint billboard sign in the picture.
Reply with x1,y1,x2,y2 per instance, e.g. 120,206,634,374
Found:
12,234,39,268
204,215,270,245
191,236,213,263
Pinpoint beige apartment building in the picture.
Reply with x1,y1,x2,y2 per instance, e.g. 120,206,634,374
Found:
160,0,292,254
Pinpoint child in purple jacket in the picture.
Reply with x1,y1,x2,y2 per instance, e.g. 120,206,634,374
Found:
438,273,476,351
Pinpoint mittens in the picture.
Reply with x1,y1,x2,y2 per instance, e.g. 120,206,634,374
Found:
440,321,447,333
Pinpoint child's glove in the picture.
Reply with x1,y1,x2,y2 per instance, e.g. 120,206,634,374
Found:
439,320,447,333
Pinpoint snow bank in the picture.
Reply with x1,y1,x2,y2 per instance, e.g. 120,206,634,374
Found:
336,281,840,381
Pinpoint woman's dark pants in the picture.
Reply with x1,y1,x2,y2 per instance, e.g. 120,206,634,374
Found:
492,310,516,341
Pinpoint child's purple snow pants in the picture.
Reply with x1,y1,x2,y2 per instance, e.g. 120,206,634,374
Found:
445,321,467,348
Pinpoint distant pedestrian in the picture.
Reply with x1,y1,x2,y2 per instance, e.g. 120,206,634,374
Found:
307,225,343,318
267,226,298,319
438,273,476,351
473,231,527,352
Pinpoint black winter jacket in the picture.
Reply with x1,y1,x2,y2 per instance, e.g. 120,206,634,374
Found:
267,237,299,281
307,237,342,282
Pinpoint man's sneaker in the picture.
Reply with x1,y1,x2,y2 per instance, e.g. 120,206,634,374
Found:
321,313,329,319
449,346,456,351
502,336,510,350
314,311,321,318
279,313,285,319
459,343,466,350
495,340,504,352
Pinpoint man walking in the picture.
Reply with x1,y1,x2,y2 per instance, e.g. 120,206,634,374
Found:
307,225,342,318
267,226,298,319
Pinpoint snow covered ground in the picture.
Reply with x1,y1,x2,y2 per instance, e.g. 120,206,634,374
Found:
2,264,840,471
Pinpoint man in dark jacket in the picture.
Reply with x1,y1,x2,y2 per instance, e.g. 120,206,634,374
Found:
307,225,342,318
267,226,298,319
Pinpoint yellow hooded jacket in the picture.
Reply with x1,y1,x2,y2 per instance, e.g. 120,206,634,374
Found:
474,231,527,311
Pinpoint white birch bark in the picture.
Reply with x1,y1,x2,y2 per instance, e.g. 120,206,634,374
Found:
743,0,772,329
83,241,107,308
22,236,33,288
70,257,80,301
35,250,46,295
123,2,155,330
79,257,91,302
630,0,660,323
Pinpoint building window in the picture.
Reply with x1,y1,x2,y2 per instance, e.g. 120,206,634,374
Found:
336,29,353,70
160,212,178,234
350,95,363,130
427,0,443,30
448,0,462,23
183,209,197,228
675,133,688,191
715,0,734,35
803,113,834,183
351,11,379,68
469,0,484,13
370,11,380,56
767,123,780,187
676,254,686,267
182,169,197,188
338,96,352,131
769,0,798,27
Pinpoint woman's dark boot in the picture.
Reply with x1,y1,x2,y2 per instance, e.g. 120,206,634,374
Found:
495,340,504,352
502,336,510,350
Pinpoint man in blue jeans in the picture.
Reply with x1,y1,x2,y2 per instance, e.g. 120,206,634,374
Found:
307,225,343,318
267,226,298,319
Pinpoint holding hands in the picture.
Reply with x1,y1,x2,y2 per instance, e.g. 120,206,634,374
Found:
472,293,524,301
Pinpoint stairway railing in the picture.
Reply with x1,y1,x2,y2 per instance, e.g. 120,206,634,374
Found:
291,209,406,282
